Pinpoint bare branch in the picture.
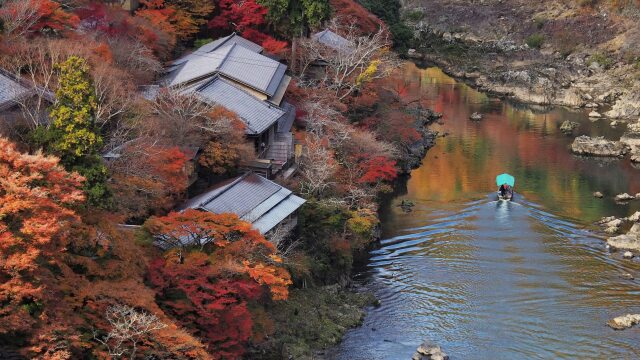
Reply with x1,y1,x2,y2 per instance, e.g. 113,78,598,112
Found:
94,304,166,360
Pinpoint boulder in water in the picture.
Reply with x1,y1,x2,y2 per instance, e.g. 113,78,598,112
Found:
412,341,449,360
608,314,640,330
469,112,483,121
589,111,602,118
623,251,634,259
607,234,640,251
593,191,604,198
626,211,640,222
560,120,579,135
615,193,636,202
571,136,629,157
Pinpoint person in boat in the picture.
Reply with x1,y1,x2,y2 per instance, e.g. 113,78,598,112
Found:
499,183,512,198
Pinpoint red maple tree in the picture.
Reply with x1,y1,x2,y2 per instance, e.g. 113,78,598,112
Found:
145,210,292,358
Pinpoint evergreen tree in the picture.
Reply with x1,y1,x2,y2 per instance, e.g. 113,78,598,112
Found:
257,0,330,36
46,56,111,207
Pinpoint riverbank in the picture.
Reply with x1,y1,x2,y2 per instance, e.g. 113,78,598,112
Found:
401,0,640,120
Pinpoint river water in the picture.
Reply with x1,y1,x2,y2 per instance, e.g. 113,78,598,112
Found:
329,64,640,359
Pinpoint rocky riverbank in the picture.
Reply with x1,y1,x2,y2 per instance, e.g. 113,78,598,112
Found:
401,0,640,120
400,107,441,173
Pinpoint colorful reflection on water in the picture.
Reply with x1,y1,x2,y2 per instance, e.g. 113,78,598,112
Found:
328,64,640,360
397,64,640,223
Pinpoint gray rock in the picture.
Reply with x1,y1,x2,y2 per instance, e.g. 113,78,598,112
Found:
608,314,640,330
607,219,623,228
605,226,620,234
626,211,640,222
571,136,629,157
593,191,604,198
469,112,483,121
621,272,635,280
598,216,617,224
560,121,579,135
615,193,636,202
412,341,449,360
623,251,634,259
608,234,640,251
589,111,602,118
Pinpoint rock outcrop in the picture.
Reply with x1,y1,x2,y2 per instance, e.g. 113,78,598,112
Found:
620,124,640,163
607,224,640,251
560,121,579,135
412,341,449,360
608,314,640,330
571,136,629,157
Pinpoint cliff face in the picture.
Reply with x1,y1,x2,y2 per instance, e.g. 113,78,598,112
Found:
403,0,640,120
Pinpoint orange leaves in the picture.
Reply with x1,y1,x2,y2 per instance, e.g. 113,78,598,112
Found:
0,137,84,336
242,261,292,300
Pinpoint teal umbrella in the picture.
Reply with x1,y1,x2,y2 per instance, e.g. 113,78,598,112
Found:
496,173,515,187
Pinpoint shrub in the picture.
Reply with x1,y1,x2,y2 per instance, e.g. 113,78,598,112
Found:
587,52,613,69
526,33,544,49
533,17,546,30
405,9,424,22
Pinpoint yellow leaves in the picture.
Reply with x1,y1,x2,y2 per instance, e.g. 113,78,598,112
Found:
50,56,102,160
355,59,380,86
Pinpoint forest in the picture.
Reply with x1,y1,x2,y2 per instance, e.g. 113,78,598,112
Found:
0,0,435,358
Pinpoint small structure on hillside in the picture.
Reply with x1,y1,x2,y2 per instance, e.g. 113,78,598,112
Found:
312,29,351,52
164,34,291,106
158,34,297,177
180,172,305,234
0,69,53,130
195,76,296,176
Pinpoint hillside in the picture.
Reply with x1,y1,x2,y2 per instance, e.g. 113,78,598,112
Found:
402,0,640,119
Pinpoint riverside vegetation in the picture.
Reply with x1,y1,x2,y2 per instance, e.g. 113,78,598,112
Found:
0,0,440,358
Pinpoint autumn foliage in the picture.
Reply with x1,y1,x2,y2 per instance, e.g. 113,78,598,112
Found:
108,143,189,220
0,138,85,337
145,210,291,358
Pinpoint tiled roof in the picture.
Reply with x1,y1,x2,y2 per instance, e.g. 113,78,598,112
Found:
165,42,287,97
195,77,287,135
0,71,30,111
277,102,296,133
197,32,263,54
181,173,305,234
312,29,352,51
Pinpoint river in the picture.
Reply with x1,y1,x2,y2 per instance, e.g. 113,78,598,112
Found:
328,64,640,359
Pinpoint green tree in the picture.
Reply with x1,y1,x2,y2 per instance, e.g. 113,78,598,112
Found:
46,56,111,207
49,56,100,160
258,0,330,36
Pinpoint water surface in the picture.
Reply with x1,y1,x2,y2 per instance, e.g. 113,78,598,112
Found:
329,65,640,359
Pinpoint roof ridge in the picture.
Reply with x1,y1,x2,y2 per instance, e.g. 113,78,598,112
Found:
216,43,236,71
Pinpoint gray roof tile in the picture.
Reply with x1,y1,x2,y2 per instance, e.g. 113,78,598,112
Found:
277,102,296,133
0,71,29,110
181,173,306,234
195,77,286,135
312,29,352,51
166,41,287,97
